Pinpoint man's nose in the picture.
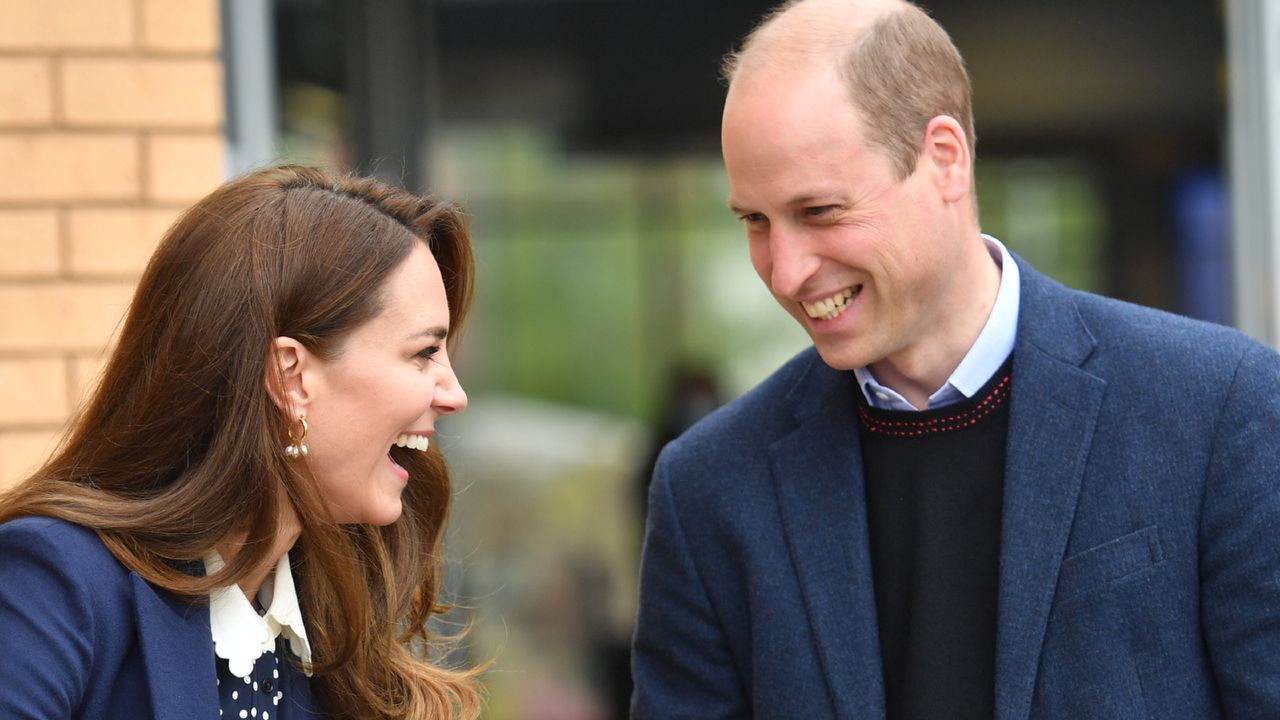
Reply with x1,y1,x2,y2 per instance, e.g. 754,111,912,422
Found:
768,226,820,298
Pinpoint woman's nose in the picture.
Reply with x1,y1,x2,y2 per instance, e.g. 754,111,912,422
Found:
434,372,468,415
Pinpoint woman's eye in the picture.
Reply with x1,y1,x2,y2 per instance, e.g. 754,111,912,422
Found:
415,346,441,362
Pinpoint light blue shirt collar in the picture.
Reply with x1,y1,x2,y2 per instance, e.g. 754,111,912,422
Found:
854,234,1020,411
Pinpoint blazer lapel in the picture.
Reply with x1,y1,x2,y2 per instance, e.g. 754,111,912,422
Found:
131,574,220,719
995,260,1106,720
770,356,885,719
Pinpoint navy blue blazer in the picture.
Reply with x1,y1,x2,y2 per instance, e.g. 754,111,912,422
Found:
0,516,322,719
632,258,1280,719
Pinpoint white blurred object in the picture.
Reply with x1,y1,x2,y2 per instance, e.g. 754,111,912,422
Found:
441,393,650,486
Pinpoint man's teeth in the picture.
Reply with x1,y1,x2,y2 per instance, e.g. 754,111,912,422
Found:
394,434,430,451
802,287,858,320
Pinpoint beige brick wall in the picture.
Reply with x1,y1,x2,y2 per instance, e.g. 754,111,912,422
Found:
0,0,224,489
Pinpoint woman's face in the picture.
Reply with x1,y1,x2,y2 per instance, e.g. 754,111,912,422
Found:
302,242,467,525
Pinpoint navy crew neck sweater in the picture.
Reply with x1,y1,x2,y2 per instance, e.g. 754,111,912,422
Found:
856,355,1013,720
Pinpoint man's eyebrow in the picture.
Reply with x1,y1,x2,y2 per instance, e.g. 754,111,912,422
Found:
729,192,849,215
785,191,847,207
404,326,449,342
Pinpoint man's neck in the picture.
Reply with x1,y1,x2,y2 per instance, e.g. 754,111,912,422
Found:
870,236,1003,410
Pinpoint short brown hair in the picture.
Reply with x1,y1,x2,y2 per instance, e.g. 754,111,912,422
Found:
724,1,975,180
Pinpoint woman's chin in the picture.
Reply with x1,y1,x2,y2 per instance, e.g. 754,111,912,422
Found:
366,496,404,526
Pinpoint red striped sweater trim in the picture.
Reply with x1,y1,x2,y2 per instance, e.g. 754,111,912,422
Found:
857,374,1012,437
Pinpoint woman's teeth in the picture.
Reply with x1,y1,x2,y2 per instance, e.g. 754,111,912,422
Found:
802,287,858,320
394,434,430,451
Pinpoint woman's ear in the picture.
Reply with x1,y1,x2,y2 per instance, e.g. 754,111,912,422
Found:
266,337,315,415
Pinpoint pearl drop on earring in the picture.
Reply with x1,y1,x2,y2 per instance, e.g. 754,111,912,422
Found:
285,415,310,460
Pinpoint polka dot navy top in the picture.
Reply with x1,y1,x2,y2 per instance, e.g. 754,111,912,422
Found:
216,637,302,719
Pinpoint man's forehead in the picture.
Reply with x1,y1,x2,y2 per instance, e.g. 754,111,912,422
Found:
724,59,851,130
723,68,867,156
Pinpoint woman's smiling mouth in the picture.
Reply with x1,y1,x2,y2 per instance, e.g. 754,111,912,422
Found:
393,433,431,451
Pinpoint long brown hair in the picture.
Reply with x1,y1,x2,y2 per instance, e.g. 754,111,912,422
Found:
0,166,483,719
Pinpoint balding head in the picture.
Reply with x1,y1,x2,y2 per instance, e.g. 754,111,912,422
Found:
724,0,902,80
723,0,974,180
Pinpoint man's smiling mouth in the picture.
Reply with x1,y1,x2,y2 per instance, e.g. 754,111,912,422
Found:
802,286,860,321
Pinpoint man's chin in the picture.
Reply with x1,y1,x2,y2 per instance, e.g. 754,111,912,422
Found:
811,338,870,372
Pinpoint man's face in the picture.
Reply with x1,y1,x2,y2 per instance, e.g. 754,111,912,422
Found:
722,62,965,376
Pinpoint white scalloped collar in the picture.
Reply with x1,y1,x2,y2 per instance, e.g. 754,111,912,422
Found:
203,551,313,678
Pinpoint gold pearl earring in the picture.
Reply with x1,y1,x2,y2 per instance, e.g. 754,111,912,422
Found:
285,415,309,459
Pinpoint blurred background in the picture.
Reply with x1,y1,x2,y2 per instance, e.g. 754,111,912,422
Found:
1,0,1278,718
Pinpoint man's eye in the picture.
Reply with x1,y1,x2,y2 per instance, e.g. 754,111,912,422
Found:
804,205,836,218
738,212,767,224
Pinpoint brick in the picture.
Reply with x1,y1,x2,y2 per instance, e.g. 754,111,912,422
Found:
69,208,179,276
0,358,69,425
143,0,220,53
62,58,223,129
0,0,133,50
147,133,224,202
0,210,60,278
0,282,135,352
0,58,53,125
0,429,60,489
70,353,108,406
0,134,139,202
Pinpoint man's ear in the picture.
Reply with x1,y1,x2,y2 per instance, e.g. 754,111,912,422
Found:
266,337,316,416
921,114,972,204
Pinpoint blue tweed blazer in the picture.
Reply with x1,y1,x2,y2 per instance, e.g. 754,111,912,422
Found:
632,257,1280,719
0,516,322,719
